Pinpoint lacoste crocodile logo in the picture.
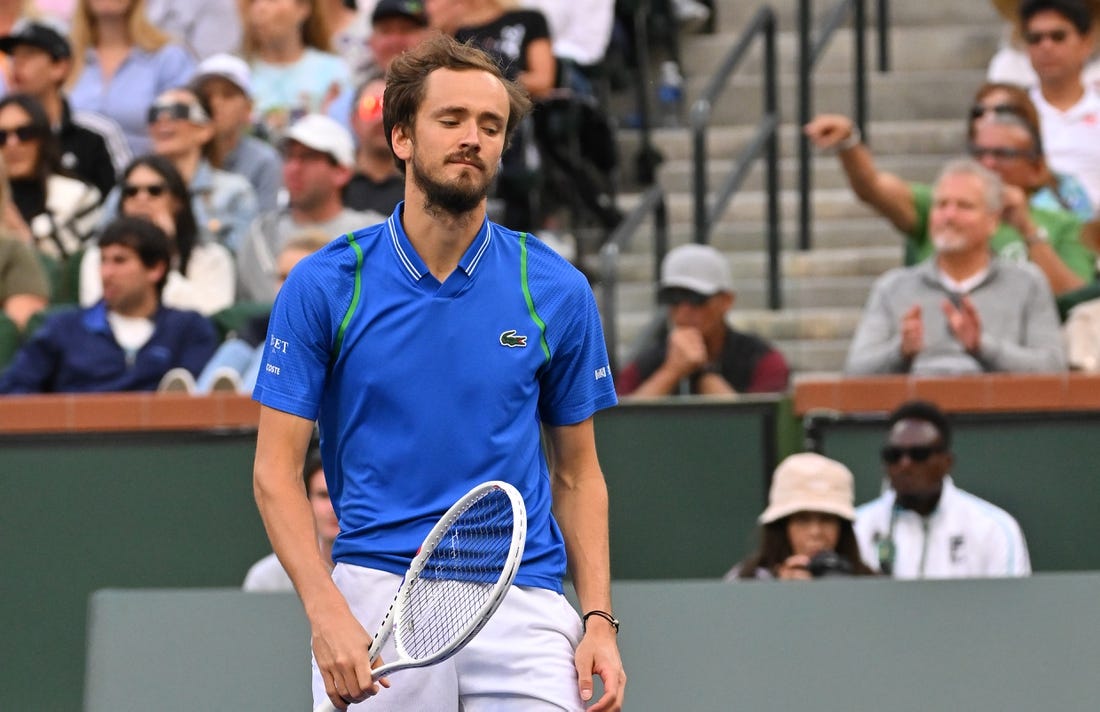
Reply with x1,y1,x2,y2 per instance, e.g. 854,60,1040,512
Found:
499,330,528,348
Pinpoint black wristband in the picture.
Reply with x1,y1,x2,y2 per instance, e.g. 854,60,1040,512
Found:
582,609,620,633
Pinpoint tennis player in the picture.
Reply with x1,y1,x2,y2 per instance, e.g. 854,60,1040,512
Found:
251,34,625,711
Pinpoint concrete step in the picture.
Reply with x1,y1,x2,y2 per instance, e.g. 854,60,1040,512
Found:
672,67,988,125
710,0,1004,33
615,120,966,165
654,150,948,194
605,272,875,313
594,245,900,282
680,25,1000,79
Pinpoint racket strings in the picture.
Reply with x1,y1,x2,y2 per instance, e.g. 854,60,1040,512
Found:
396,490,517,660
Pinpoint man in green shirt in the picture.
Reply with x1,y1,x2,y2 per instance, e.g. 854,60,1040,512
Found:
805,112,1095,295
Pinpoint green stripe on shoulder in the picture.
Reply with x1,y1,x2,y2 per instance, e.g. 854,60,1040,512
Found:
519,232,551,363
333,232,364,361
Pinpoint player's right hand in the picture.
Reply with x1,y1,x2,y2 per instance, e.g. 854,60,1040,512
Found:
312,608,390,709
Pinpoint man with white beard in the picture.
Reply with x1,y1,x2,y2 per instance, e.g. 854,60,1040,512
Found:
844,159,1067,376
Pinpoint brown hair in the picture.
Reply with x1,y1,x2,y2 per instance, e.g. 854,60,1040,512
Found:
241,0,332,59
67,0,171,90
733,517,876,579
382,33,532,172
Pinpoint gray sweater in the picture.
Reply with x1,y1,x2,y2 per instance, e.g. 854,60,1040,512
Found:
845,257,1067,375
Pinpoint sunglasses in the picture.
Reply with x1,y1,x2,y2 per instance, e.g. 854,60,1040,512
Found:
968,103,1024,121
0,124,42,145
1024,29,1070,45
659,287,711,306
357,92,384,124
881,445,945,464
122,182,168,198
147,101,210,125
967,144,1038,162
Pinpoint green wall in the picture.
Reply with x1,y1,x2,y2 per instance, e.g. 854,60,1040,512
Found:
4,401,1099,710
0,431,270,711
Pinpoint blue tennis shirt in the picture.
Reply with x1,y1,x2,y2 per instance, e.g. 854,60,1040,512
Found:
254,204,618,592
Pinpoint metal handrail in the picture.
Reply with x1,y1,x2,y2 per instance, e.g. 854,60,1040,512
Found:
691,5,782,309
797,0,891,251
599,184,668,376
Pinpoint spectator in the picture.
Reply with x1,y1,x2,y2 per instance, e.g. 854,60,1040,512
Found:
80,155,236,316
237,113,380,302
325,0,369,81
617,243,790,396
242,0,353,143
432,0,555,231
0,235,46,330
845,159,1067,376
855,400,1032,579
521,0,614,89
362,0,429,78
1021,0,1100,214
0,0,33,93
323,0,430,129
191,53,284,212
971,82,1092,220
144,0,243,60
66,0,196,156
162,230,328,395
343,77,403,215
0,18,125,198
986,0,1100,96
725,452,876,581
805,112,1095,295
244,452,337,591
0,93,102,261
100,87,259,252
0,216,217,394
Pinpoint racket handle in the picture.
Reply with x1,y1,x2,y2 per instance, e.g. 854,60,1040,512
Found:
313,702,338,712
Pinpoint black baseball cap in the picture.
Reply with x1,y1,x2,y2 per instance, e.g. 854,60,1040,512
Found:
0,20,71,60
372,0,429,27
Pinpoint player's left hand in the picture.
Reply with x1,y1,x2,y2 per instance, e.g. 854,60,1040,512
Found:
575,624,626,711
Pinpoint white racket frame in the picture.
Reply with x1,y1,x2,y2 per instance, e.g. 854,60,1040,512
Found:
314,480,526,712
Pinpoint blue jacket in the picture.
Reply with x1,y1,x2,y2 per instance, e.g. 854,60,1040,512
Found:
0,302,217,394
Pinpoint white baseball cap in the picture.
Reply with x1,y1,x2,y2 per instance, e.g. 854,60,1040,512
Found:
758,453,856,524
658,243,733,300
194,53,252,96
283,113,356,168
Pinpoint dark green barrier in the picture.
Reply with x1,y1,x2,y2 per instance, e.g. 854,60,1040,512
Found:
808,412,1100,572
0,396,797,709
596,397,783,579
0,430,269,711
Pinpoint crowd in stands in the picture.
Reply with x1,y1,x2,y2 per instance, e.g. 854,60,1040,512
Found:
0,0,638,395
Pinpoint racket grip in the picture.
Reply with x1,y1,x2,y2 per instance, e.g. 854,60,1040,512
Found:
313,702,338,712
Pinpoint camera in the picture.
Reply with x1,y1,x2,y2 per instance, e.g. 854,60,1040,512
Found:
807,550,853,578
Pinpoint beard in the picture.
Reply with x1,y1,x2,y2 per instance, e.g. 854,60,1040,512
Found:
410,147,495,217
930,229,969,255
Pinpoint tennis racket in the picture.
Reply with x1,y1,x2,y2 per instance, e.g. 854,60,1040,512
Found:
313,480,527,712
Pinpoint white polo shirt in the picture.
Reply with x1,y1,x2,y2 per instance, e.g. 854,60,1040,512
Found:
1030,86,1100,214
854,477,1032,580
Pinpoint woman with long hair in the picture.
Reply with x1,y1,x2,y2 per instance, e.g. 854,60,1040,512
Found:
241,0,352,142
66,0,196,155
0,93,102,261
969,82,1093,220
727,453,876,581
79,154,235,315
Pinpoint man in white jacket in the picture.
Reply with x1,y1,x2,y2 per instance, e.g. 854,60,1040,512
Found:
854,400,1032,579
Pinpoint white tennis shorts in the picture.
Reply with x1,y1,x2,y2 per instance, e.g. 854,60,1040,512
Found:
312,563,586,711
